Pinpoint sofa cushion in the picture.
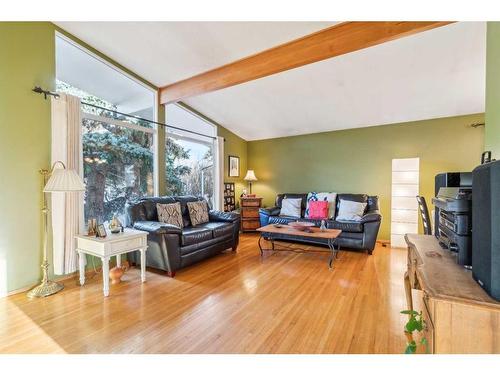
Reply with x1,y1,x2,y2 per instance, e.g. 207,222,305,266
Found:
307,200,329,219
203,222,234,238
306,192,337,219
335,194,368,216
275,193,308,216
336,199,367,221
139,197,176,221
327,220,364,233
367,195,379,211
280,198,302,218
157,202,184,228
180,236,232,256
174,195,204,227
268,216,324,227
269,215,299,225
187,200,209,226
181,226,213,246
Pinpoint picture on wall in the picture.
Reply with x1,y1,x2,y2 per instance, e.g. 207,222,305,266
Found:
228,155,240,177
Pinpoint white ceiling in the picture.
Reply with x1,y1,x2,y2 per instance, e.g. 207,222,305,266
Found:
55,22,486,140
56,34,155,119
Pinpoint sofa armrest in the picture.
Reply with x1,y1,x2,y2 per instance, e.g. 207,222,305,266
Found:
133,221,182,235
209,210,240,223
360,210,382,224
259,206,281,216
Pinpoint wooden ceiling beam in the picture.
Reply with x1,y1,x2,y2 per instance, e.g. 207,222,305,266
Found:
160,21,454,104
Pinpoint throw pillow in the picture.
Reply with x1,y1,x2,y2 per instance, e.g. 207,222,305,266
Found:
157,202,184,228
279,198,302,218
187,200,209,226
306,192,337,219
336,199,367,221
308,201,329,219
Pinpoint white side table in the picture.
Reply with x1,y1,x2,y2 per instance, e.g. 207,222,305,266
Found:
75,228,148,297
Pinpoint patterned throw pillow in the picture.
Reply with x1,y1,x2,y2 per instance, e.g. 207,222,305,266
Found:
305,192,337,219
157,202,184,228
308,201,329,219
187,200,209,226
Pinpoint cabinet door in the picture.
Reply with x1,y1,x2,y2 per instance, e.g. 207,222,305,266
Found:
421,296,435,354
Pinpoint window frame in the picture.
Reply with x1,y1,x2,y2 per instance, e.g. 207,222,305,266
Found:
55,31,159,196
164,103,218,206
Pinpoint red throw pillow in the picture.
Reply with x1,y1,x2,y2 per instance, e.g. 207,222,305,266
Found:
308,201,329,219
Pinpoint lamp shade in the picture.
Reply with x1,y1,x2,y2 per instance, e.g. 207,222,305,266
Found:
44,167,86,192
244,170,258,181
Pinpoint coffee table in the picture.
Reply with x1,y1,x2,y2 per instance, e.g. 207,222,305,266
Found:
256,224,342,269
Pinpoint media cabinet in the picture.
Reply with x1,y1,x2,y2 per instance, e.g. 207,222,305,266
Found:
404,234,500,353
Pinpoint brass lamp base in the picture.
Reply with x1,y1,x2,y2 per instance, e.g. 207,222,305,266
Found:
27,280,64,299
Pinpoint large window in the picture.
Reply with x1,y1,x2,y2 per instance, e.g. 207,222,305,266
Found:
82,114,155,223
56,34,157,223
165,104,217,208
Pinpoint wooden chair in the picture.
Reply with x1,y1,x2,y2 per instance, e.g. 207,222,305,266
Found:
416,196,432,235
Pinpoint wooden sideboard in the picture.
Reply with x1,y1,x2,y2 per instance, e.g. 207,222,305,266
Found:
240,197,262,232
404,234,500,353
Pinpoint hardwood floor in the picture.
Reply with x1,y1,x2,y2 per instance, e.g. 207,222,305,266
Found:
0,234,409,354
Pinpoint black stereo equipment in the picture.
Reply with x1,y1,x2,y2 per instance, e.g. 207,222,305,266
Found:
434,172,472,236
432,186,472,266
472,159,500,301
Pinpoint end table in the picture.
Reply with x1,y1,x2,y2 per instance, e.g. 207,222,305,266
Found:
75,228,148,297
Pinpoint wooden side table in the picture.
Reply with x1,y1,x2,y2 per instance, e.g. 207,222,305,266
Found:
75,228,148,297
240,197,262,232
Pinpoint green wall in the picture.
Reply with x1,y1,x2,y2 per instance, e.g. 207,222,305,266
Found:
248,114,484,240
486,22,500,158
0,22,55,294
218,125,248,203
0,22,247,293
0,21,492,293
0,23,164,293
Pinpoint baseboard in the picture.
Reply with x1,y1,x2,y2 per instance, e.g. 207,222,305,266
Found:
377,239,391,247
2,267,105,299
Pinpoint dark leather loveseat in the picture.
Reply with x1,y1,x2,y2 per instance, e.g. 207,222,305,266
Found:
127,195,240,276
259,193,381,254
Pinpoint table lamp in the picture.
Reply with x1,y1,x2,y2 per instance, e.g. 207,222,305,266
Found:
27,161,86,299
244,170,258,194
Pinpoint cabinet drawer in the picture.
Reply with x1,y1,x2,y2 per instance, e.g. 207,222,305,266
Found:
241,199,261,207
242,219,260,230
242,207,260,218
109,236,144,253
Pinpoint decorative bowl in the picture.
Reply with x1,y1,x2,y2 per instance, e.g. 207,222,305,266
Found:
288,221,315,231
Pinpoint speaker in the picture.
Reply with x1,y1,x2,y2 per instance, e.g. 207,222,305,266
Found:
434,172,472,236
472,160,500,301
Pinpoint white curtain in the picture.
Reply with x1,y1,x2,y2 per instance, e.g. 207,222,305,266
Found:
51,94,84,275
214,136,225,211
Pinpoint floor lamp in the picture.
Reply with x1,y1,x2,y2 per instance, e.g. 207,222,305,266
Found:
27,161,85,299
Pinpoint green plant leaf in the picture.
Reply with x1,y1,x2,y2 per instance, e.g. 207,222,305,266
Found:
404,340,417,354
420,337,429,353
405,318,419,333
400,310,419,315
